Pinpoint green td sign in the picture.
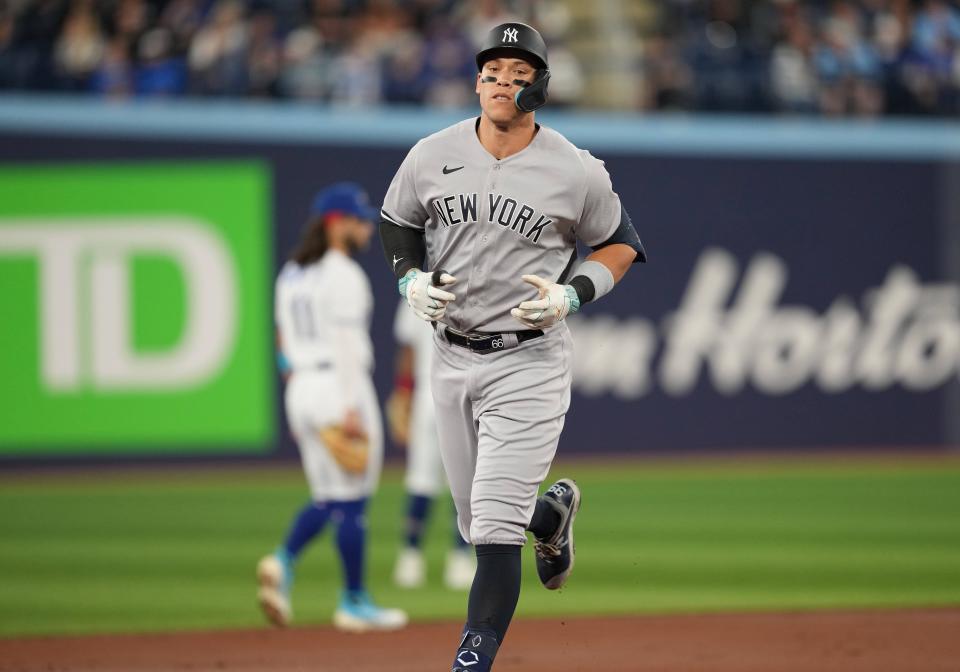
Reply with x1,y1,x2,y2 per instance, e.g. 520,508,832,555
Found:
0,162,274,455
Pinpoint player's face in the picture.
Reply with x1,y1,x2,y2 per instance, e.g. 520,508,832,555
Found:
344,216,373,254
476,57,536,123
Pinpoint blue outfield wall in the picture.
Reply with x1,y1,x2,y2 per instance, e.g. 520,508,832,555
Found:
1,97,958,457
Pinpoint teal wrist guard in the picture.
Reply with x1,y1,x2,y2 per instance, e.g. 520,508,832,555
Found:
276,351,291,375
564,285,581,315
398,269,417,298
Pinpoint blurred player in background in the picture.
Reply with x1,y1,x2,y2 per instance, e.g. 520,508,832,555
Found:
387,300,477,590
257,183,407,633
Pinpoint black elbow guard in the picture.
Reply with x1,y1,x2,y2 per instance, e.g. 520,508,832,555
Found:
379,218,426,279
593,203,647,263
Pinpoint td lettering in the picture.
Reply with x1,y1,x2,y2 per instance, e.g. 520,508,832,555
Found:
0,218,237,392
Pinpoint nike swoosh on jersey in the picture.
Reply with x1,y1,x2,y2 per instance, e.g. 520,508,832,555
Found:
443,165,465,174
392,255,404,269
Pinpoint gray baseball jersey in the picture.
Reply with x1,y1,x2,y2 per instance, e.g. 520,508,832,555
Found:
381,117,623,333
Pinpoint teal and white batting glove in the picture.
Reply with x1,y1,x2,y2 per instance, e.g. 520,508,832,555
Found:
510,274,580,329
399,269,457,322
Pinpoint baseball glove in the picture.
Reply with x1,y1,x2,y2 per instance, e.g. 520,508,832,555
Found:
318,425,369,474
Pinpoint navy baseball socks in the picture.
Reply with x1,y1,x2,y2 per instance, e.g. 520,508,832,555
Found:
448,482,582,670
394,494,431,588
259,498,409,630
449,544,520,671
257,500,332,626
530,478,582,590
284,500,332,555
330,499,408,631
403,493,432,548
396,496,476,590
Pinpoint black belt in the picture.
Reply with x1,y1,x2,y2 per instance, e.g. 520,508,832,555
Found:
442,327,544,354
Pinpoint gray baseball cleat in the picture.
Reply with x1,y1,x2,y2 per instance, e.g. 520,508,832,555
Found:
533,478,581,590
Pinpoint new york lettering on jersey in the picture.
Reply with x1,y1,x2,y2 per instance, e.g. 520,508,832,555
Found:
380,117,623,333
430,191,553,244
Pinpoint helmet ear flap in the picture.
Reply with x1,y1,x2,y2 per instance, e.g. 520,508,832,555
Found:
515,69,550,113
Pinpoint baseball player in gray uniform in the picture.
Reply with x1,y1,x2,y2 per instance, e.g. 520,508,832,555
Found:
379,22,645,672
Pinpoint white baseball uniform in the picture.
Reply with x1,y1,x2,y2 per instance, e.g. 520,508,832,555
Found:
382,118,623,545
275,250,383,502
393,299,445,497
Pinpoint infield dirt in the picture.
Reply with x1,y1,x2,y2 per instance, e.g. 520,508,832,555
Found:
1,608,957,672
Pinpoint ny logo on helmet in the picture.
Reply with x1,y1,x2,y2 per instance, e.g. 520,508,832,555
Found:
502,27,519,43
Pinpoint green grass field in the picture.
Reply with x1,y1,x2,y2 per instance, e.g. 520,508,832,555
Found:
2,455,960,638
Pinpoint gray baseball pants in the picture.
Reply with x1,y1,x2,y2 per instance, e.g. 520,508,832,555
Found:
430,323,573,546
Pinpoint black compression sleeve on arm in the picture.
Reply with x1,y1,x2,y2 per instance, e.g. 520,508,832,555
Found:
379,218,426,279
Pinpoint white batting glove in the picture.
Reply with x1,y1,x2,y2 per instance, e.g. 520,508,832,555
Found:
398,269,457,321
510,274,581,329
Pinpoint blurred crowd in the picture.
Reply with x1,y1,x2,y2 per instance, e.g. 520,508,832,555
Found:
0,0,572,107
648,0,960,116
0,0,958,117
